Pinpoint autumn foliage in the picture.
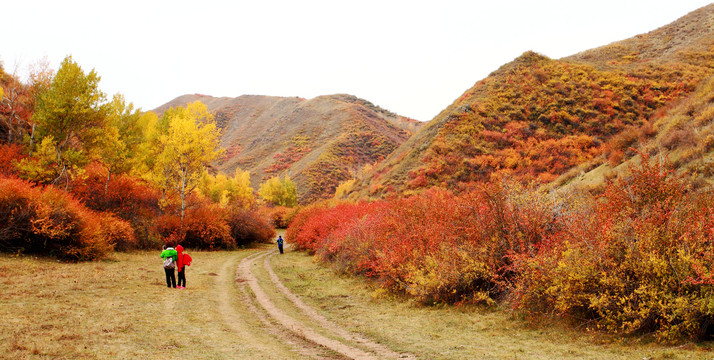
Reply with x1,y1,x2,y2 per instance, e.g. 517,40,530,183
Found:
153,200,275,250
227,207,276,246
157,204,233,250
0,176,132,260
0,58,275,258
288,181,556,305
256,205,294,229
511,154,714,342
288,154,714,341
72,163,162,248
0,143,26,176
408,52,699,191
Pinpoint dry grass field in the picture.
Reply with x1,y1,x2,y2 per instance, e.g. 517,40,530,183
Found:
2,245,714,359
0,248,298,359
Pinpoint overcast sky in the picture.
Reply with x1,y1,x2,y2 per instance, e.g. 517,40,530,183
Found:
3,1,712,121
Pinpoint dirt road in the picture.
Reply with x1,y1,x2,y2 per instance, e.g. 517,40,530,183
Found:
232,248,414,360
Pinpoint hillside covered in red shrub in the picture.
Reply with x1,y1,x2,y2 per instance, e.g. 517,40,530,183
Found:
286,4,714,342
348,4,714,199
288,154,714,341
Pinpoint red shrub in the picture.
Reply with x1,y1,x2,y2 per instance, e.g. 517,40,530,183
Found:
286,202,334,253
72,163,162,249
0,144,26,176
288,201,381,254
512,153,714,341
73,163,162,217
287,151,714,341
288,184,557,305
228,207,276,246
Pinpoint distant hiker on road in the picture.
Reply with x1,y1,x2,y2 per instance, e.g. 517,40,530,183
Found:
277,235,284,254
176,244,193,289
160,242,178,288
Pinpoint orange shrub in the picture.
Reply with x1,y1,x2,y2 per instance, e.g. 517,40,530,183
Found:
154,214,185,247
257,205,292,228
0,144,26,176
0,175,114,260
182,204,234,249
72,163,161,249
155,202,274,249
99,212,137,251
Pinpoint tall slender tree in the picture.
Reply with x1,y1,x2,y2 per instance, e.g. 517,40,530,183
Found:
153,102,224,219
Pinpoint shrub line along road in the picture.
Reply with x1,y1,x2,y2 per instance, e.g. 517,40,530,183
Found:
233,247,415,360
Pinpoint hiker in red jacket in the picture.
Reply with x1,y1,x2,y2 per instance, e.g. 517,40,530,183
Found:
176,244,192,289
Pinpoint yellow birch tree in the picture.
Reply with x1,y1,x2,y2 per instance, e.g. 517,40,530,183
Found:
153,102,224,219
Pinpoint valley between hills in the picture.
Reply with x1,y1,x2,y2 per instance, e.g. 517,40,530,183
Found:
3,3,714,358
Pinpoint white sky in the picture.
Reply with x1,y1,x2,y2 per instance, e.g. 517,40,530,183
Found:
3,1,712,121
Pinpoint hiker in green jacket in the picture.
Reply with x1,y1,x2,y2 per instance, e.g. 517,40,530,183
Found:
160,243,179,288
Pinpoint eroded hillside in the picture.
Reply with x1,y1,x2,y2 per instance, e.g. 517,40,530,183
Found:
155,94,420,203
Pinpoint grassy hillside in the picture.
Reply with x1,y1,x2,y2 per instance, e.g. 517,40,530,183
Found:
348,4,714,199
155,94,420,203
558,3,714,189
557,72,714,192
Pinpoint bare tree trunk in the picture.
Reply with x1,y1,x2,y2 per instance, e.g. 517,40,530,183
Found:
180,168,187,220
105,168,112,195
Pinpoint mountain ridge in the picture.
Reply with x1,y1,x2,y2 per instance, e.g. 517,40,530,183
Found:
154,4,714,203
154,93,420,203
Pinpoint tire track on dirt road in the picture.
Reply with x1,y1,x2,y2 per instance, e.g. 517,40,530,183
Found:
264,252,416,360
237,249,414,360
215,253,281,357
232,251,348,360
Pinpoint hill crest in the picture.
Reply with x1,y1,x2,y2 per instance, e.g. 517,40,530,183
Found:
346,3,714,199
155,93,420,203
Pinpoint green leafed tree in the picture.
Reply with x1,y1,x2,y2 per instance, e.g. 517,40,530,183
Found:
15,136,60,183
97,94,144,193
24,55,107,189
258,175,297,207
